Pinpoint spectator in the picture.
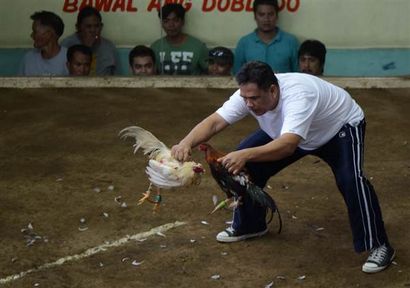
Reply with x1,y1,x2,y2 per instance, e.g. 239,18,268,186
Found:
66,44,92,76
61,5,119,75
233,0,299,74
19,11,68,76
151,3,208,75
129,45,156,75
208,46,234,76
298,39,327,76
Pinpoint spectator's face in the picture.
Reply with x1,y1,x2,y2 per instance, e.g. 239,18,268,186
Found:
67,51,92,76
161,12,184,37
254,4,277,33
31,21,52,49
299,54,323,76
131,56,156,75
77,15,103,43
208,61,232,76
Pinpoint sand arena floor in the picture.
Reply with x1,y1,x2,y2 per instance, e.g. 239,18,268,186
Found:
0,87,409,287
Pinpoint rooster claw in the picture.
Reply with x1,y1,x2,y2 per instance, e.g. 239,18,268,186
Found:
137,192,151,206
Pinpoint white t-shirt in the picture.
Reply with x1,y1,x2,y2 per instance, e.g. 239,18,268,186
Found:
19,47,68,76
216,73,364,150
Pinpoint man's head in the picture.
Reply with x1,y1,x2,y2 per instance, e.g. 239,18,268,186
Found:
129,45,156,75
158,3,185,38
208,47,234,76
253,0,279,33
76,6,103,45
30,11,64,49
298,40,327,76
66,44,92,76
235,61,279,115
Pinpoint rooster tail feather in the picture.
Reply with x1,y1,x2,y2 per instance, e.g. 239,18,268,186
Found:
119,126,168,158
247,184,282,233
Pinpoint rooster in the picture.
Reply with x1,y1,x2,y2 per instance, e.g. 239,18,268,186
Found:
119,126,204,211
199,143,282,232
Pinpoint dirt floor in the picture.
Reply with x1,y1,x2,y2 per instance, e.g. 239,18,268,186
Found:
0,87,409,288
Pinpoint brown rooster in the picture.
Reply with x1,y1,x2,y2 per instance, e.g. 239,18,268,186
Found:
199,143,281,231
119,126,204,211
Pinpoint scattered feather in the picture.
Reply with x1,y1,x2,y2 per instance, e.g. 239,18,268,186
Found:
190,239,196,243
392,261,398,265
121,257,130,262
276,275,286,280
114,196,122,204
132,260,144,266
93,187,101,193
212,195,218,206
297,275,306,280
107,185,114,191
292,215,297,219
221,252,228,256
121,202,128,208
265,281,274,288
201,220,209,225
102,212,109,218
78,226,88,232
316,227,325,231
160,244,167,248
99,262,104,267
266,185,272,189
210,274,221,280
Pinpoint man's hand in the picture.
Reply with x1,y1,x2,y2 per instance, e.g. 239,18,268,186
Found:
217,150,249,175
171,143,192,162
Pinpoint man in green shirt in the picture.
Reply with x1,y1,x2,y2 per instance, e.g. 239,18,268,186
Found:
151,3,208,75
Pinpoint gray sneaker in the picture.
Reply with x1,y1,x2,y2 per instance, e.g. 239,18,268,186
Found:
362,243,395,273
216,227,268,243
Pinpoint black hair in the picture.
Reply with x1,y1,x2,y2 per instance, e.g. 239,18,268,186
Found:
128,45,156,66
235,61,278,90
77,5,102,26
209,46,234,66
67,44,92,62
253,0,279,13
298,40,327,66
158,3,186,20
30,11,65,37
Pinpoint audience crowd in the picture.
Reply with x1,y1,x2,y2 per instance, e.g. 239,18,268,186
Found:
19,1,328,77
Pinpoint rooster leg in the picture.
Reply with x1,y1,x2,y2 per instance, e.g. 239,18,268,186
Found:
137,183,153,206
210,198,232,214
228,196,243,210
151,187,162,213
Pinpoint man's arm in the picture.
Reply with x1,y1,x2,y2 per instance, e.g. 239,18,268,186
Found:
219,133,302,174
172,112,229,161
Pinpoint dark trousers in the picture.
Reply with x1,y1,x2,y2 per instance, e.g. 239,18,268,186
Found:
233,120,389,252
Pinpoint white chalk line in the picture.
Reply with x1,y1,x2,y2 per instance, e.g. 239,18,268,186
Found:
0,221,186,285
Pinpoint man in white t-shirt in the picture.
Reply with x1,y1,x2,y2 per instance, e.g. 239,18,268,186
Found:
19,11,68,76
171,61,395,274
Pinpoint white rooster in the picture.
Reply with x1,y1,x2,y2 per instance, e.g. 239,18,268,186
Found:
119,126,204,211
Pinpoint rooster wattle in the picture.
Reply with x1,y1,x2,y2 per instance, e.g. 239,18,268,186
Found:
119,126,204,211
